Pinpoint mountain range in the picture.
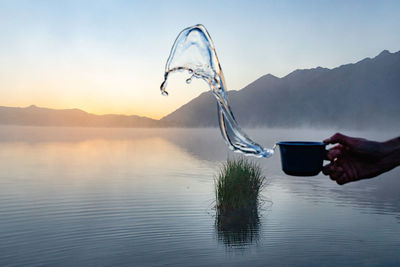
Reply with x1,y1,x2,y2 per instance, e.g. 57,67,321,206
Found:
161,50,400,129
1,50,399,129
0,105,159,127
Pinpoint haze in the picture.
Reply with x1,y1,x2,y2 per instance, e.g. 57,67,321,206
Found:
1,0,399,119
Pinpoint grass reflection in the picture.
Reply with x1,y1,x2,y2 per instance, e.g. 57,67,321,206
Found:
216,208,261,247
215,158,265,247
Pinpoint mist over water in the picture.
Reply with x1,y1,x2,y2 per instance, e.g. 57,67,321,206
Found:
1,126,400,266
160,24,274,158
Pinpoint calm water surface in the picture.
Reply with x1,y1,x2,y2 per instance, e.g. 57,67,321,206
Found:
0,126,399,266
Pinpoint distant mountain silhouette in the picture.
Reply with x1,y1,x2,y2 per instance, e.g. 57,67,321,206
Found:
161,50,400,129
0,105,159,127
1,50,399,129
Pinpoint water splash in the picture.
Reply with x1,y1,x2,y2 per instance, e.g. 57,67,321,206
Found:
160,24,274,158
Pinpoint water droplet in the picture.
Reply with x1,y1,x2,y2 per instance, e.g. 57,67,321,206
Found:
162,91,168,96
186,77,192,84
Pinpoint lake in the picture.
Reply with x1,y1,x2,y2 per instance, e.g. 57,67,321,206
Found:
0,126,399,266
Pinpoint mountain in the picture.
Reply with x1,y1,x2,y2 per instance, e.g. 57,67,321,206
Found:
0,105,160,127
1,50,399,129
161,50,400,129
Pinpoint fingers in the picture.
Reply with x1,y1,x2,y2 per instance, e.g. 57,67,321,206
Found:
323,163,344,180
324,144,346,160
322,163,332,176
328,169,351,185
325,147,341,161
323,132,352,147
342,160,358,182
322,145,363,186
335,173,349,185
323,161,358,185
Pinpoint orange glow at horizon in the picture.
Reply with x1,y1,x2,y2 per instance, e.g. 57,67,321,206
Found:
0,98,195,120
1,0,400,123
0,75,211,120
0,55,211,120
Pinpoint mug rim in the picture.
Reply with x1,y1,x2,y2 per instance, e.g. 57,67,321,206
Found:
277,141,325,146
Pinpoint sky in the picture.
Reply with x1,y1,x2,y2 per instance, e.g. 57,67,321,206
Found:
0,0,399,119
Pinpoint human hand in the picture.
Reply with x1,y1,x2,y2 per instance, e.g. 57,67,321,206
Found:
322,133,399,185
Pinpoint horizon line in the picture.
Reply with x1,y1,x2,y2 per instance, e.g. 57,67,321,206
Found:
1,49,397,119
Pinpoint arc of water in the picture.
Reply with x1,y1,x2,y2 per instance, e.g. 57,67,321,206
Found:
160,24,274,158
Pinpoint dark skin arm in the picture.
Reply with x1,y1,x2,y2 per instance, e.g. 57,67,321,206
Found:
322,133,400,185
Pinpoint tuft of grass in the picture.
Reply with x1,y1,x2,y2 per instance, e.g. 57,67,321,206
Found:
215,157,266,215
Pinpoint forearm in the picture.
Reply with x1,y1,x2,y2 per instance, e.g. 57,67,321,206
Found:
382,136,400,155
375,147,400,177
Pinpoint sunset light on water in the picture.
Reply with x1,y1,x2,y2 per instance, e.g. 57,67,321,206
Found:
0,1,399,266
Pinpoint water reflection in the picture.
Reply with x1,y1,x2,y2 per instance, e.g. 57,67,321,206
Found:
2,126,399,218
1,126,400,265
215,209,260,248
164,128,400,219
